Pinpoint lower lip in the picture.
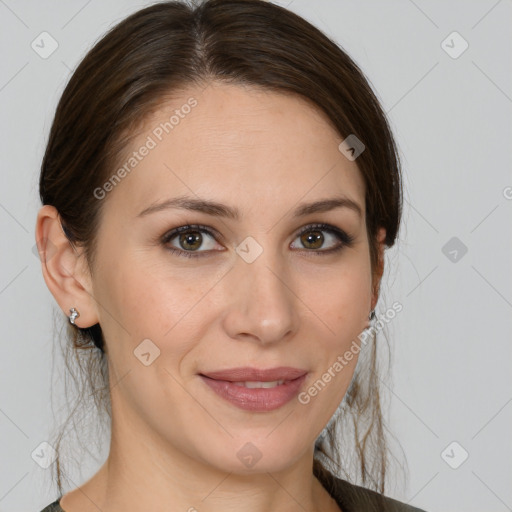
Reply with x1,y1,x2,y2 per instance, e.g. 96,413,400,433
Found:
200,374,307,412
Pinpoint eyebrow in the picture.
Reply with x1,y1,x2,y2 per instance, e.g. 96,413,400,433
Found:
137,195,363,220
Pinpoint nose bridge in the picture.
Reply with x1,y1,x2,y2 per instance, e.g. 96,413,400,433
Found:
223,237,299,344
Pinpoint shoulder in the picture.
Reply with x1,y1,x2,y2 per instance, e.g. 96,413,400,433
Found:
39,500,64,512
319,468,428,512
334,477,427,512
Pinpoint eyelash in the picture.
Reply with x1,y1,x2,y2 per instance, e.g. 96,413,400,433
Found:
160,223,355,259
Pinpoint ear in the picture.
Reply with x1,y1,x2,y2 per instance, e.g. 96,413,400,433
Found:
370,227,387,312
35,205,99,328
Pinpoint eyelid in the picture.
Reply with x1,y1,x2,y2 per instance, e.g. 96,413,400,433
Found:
161,224,224,244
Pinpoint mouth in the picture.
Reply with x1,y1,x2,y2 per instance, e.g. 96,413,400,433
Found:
198,367,308,412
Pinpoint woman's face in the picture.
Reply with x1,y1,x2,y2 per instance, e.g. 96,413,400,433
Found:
87,81,381,474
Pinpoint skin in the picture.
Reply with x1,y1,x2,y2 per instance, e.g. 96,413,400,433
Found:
36,81,386,512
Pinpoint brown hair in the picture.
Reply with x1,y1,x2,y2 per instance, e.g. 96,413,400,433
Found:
39,0,403,500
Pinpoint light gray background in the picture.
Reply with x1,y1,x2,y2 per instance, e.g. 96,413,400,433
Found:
1,1,511,511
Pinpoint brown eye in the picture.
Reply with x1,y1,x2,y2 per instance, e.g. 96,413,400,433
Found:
162,225,221,258
178,231,203,251
291,223,355,254
300,229,324,250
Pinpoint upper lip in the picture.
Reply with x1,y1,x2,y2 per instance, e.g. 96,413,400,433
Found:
200,367,307,382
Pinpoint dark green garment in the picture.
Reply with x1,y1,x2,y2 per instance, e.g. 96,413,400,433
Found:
39,468,427,512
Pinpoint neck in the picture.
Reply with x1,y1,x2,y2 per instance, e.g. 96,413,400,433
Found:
61,404,338,512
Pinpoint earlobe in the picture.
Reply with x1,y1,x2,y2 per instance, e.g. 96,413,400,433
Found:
370,227,387,312
35,205,99,328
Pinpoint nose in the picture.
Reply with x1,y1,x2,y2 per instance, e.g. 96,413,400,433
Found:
221,244,299,346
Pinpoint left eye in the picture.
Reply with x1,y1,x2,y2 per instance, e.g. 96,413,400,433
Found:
290,223,354,253
161,223,354,258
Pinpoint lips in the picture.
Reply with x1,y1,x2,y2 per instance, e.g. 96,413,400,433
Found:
199,367,308,412
199,366,307,382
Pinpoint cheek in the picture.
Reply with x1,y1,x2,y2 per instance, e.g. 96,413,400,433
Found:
93,257,204,412
297,264,372,417
297,256,373,339
94,251,223,361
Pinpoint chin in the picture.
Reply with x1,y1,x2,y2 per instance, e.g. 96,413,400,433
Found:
198,432,311,475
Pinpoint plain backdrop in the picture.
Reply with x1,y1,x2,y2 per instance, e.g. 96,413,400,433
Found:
0,1,511,511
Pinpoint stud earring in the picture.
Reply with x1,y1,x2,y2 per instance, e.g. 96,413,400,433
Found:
69,307,80,325
368,309,376,321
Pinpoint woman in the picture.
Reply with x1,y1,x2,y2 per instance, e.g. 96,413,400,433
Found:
36,0,426,510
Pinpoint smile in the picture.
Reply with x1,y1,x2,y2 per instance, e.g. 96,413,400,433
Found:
199,367,308,412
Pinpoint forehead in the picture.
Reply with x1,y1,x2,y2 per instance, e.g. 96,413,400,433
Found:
103,81,366,219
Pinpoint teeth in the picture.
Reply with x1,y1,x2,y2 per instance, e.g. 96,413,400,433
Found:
233,380,285,388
